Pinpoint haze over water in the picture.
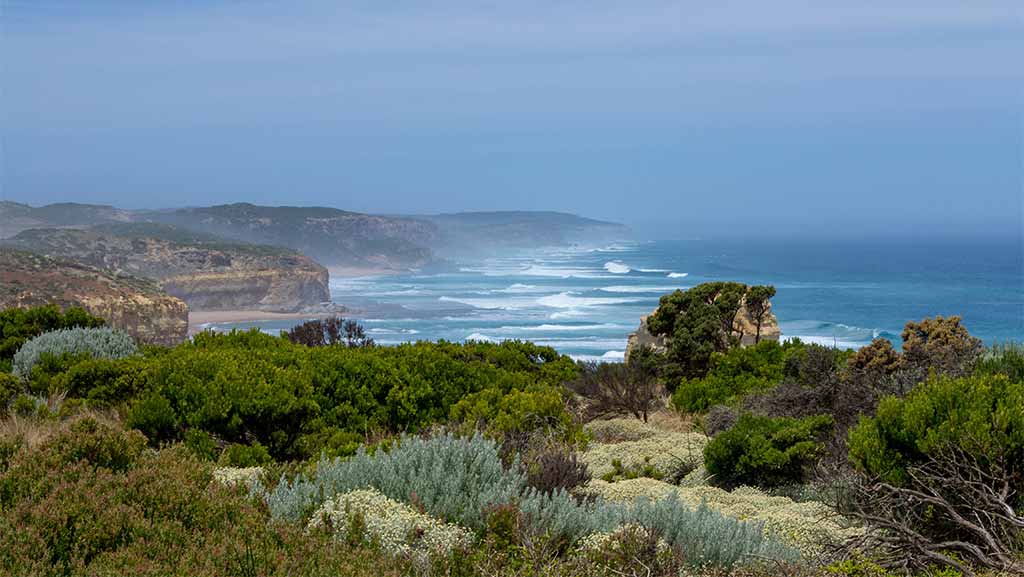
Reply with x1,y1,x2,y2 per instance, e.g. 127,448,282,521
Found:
205,237,1023,359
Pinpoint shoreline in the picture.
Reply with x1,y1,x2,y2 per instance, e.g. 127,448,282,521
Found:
187,267,406,334
328,265,404,278
188,309,339,334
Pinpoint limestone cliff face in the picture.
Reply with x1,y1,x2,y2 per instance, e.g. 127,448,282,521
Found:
5,225,330,312
0,249,188,346
625,299,781,363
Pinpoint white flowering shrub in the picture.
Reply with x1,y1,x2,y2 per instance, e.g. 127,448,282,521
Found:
12,327,137,379
577,523,669,555
582,477,861,557
309,489,473,562
584,418,661,443
582,432,708,481
212,466,263,489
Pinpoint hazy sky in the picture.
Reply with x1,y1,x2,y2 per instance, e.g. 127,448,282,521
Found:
2,1,1021,238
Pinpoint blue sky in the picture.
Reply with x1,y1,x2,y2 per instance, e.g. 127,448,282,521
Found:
1,1,1021,238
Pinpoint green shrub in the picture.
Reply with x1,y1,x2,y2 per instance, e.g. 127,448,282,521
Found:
12,327,137,380
848,373,1024,486
122,330,577,460
10,394,36,417
704,413,833,489
976,342,1024,381
126,392,180,443
672,340,804,413
184,429,219,461
0,372,18,407
0,417,419,577
220,443,273,467
0,305,104,362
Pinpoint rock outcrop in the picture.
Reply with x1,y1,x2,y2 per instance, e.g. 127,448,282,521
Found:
625,299,781,363
4,224,329,312
0,249,188,346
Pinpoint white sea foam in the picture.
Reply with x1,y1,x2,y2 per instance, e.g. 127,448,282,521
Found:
604,261,631,274
520,264,610,279
637,268,669,273
465,332,498,342
570,350,626,362
496,283,539,293
667,272,689,278
600,285,681,294
438,296,532,310
784,335,866,350
536,292,644,309
496,323,630,332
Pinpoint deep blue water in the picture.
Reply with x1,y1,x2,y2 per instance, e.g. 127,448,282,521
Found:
203,238,1023,360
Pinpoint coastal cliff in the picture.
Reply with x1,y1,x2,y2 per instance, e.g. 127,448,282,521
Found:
0,249,188,346
4,224,329,312
625,299,781,362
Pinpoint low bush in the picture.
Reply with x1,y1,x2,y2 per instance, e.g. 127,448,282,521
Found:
0,373,18,408
846,373,1024,573
581,431,707,483
0,415,427,576
309,488,474,562
261,431,796,569
567,360,666,422
262,433,525,528
976,342,1024,381
220,442,273,467
520,441,591,497
12,326,138,380
672,340,804,413
118,330,578,460
704,413,833,489
284,316,375,348
583,478,862,557
0,305,104,364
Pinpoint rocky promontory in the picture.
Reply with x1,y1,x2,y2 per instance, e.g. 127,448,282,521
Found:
0,249,189,346
4,224,330,312
625,290,781,362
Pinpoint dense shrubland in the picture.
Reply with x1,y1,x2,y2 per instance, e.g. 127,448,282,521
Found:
0,300,1021,576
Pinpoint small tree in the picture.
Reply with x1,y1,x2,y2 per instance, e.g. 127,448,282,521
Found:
284,316,374,348
567,361,665,422
745,285,776,344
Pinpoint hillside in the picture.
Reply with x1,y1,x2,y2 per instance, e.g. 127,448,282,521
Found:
419,211,631,255
0,248,188,345
2,201,632,270
141,203,438,269
0,201,133,238
4,223,330,312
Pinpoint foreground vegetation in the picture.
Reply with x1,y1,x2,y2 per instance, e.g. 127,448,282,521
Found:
0,297,1021,576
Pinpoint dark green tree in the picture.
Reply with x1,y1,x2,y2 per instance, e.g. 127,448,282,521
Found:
646,282,772,381
744,285,776,344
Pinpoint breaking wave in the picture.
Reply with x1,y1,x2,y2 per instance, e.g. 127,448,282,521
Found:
604,261,631,274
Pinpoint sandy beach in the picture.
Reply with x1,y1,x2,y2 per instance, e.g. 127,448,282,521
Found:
188,310,340,335
327,265,402,278
186,267,406,334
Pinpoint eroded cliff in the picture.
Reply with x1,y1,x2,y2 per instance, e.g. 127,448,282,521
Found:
0,249,188,346
5,224,329,312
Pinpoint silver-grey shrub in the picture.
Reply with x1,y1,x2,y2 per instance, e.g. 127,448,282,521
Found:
12,327,138,379
258,432,799,568
261,433,524,529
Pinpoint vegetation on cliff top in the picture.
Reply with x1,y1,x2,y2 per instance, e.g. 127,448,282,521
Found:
0,291,1021,575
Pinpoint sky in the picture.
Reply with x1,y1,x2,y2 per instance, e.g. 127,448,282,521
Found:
1,0,1022,239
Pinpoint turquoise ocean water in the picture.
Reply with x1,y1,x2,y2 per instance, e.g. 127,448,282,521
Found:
202,238,1023,360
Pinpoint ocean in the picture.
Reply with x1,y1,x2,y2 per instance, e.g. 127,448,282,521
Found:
203,238,1023,360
